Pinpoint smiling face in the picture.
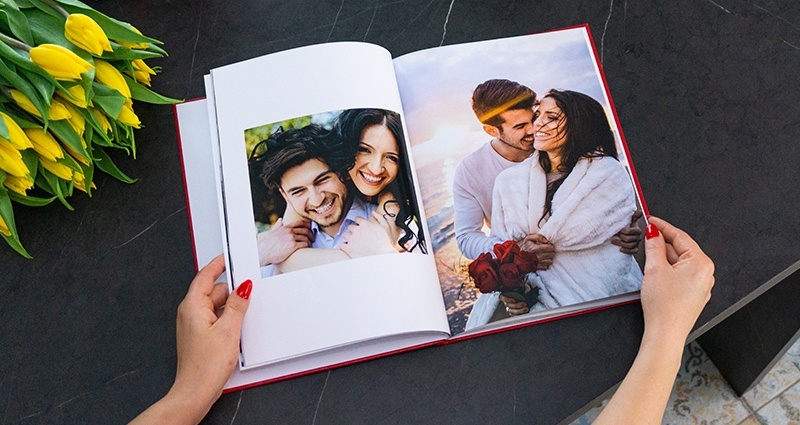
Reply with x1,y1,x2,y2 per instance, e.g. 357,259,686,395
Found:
348,124,400,197
279,158,349,236
484,108,536,162
533,96,568,159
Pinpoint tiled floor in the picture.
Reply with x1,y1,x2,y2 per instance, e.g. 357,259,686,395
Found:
572,338,800,424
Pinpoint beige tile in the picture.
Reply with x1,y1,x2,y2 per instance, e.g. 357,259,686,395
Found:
662,343,751,424
754,379,800,424
786,338,800,371
742,355,800,410
737,416,763,425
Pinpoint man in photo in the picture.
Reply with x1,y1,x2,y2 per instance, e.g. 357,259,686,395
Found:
256,124,396,276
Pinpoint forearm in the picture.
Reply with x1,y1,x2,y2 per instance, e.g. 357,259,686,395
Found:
593,327,685,425
456,231,501,260
130,384,217,425
275,248,350,273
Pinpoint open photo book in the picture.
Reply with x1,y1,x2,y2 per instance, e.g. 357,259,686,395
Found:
173,25,649,392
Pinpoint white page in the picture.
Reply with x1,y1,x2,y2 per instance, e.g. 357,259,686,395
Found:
209,42,449,368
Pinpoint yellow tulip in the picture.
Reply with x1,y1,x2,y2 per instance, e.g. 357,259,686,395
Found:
129,59,156,86
29,43,93,81
63,103,86,136
0,140,29,177
57,84,90,108
118,26,149,49
39,157,73,180
0,215,10,236
74,171,96,193
92,108,112,134
24,128,64,161
3,174,34,196
64,13,112,56
116,100,140,128
10,90,72,121
94,60,130,98
0,112,33,150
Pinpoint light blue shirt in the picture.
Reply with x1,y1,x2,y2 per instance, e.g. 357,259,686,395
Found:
310,197,377,249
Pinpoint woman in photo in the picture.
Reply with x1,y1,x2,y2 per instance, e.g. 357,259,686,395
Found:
467,89,642,327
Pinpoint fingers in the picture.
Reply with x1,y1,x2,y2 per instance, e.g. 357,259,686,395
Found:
209,282,229,310
188,255,226,297
643,221,667,273
499,295,528,315
218,279,252,333
648,216,703,260
631,208,644,224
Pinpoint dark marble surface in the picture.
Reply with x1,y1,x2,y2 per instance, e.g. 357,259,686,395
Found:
1,0,799,423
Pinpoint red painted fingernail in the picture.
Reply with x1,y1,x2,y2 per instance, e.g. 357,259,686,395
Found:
236,279,253,300
645,223,659,240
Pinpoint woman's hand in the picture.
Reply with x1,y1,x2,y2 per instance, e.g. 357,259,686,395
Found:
340,215,397,258
518,233,555,270
640,216,715,340
372,191,403,247
130,256,252,424
594,216,714,425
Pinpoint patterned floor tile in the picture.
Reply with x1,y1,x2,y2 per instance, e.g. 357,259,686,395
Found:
742,354,800,411
785,337,800,371
662,342,751,424
753,379,800,424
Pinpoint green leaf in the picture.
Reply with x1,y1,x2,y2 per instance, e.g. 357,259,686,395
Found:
19,148,39,180
19,67,56,108
91,81,125,118
0,57,52,121
0,177,32,258
124,74,181,105
101,44,163,61
93,145,136,183
36,163,73,209
0,6,34,46
55,0,162,45
47,119,88,159
9,191,55,206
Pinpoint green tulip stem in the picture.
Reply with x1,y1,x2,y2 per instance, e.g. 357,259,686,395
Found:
0,33,30,52
40,0,70,18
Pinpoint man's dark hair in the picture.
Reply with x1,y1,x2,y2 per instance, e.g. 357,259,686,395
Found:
258,124,344,190
471,79,537,127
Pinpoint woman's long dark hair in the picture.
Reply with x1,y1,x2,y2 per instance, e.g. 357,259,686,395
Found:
333,109,426,253
537,89,619,225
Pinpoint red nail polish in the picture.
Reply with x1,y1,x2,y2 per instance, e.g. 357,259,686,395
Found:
645,223,659,240
236,279,253,300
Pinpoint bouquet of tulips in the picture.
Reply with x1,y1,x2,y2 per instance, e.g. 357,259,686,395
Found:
0,0,179,258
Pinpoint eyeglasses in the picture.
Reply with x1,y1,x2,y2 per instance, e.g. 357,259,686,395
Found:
248,126,284,162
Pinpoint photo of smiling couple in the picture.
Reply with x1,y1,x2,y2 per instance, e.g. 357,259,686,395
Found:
247,108,426,278
451,79,646,329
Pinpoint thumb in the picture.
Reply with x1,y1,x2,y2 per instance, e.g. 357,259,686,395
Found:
218,279,252,332
643,222,667,273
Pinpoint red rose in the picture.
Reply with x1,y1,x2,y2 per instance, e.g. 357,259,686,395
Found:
512,250,539,274
468,252,499,293
498,262,523,290
493,240,518,263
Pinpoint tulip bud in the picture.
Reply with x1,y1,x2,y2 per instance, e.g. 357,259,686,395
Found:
39,157,74,181
24,128,64,162
29,43,93,81
3,174,34,196
94,60,130,98
129,59,156,86
10,90,72,121
91,108,112,134
116,100,140,128
0,112,33,150
0,140,30,177
118,26,149,49
64,13,113,56
74,171,96,193
63,103,86,136
0,215,10,237
57,84,90,108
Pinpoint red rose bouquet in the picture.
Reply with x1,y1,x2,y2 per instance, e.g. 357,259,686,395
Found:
467,240,540,307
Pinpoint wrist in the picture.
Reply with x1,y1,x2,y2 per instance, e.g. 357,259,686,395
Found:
165,378,220,423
